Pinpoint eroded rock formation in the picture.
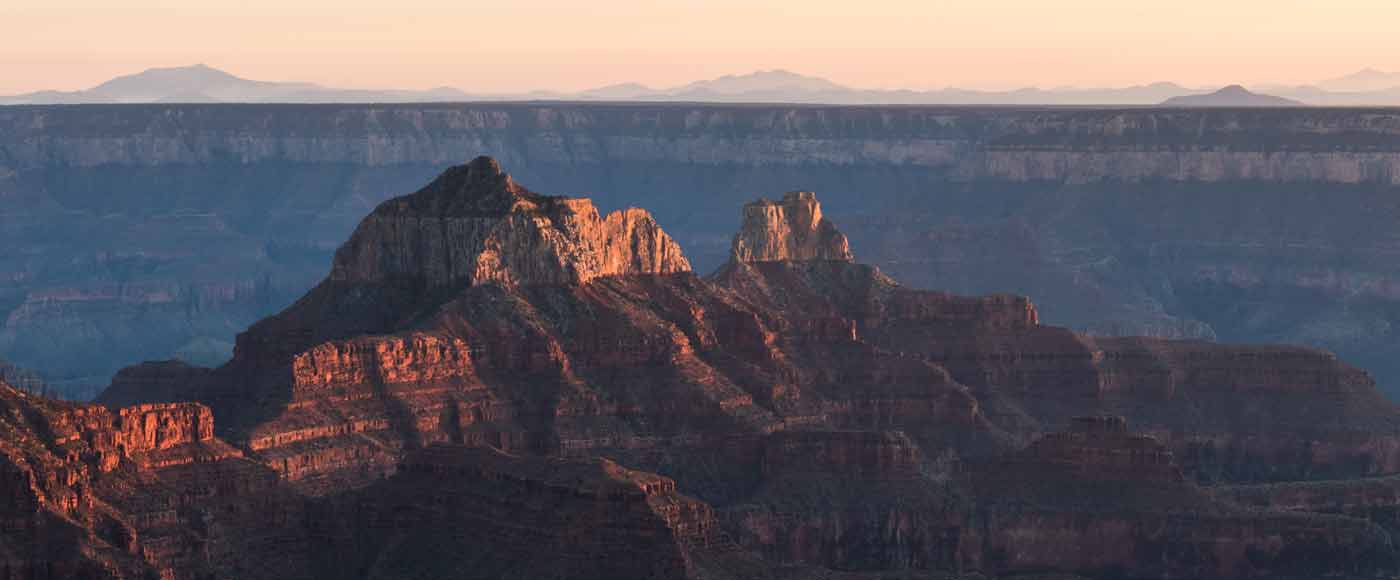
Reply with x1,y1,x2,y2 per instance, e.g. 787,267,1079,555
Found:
19,160,1400,579
0,378,282,579
731,191,852,263
330,156,690,288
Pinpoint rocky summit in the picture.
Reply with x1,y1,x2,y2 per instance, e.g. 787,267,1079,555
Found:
7,158,1400,579
730,191,853,263
330,156,690,288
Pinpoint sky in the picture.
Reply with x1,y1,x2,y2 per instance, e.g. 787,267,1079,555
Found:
1,0,1397,94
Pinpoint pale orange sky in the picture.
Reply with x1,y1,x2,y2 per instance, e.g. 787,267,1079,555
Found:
1,0,1396,94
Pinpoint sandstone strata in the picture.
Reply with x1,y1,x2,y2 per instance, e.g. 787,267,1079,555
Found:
0,378,271,579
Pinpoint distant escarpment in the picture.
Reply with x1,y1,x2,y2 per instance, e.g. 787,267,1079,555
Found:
66,159,1400,579
7,104,1400,399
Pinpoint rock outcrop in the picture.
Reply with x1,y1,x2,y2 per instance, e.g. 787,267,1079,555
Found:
731,191,852,263
0,377,292,580
330,156,689,287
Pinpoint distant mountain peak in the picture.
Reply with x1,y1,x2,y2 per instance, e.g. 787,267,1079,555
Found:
672,69,850,96
1160,85,1303,107
97,63,243,83
578,82,657,99
88,64,264,100
743,69,805,79
1348,67,1391,78
1319,68,1400,92
1143,81,1188,90
0,64,469,105
597,82,651,91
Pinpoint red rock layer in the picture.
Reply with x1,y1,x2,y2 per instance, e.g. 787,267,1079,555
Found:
9,376,755,580
0,379,275,580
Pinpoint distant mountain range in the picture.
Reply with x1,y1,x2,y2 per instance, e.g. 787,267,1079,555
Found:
578,71,1208,105
0,64,472,104
4,64,1400,106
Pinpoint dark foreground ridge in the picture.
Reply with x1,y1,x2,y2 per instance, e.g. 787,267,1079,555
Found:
6,158,1400,579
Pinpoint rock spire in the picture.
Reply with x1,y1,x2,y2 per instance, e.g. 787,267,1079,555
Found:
730,191,853,263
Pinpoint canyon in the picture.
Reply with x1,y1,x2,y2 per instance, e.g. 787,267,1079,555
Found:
5,104,1400,400
2,158,1396,578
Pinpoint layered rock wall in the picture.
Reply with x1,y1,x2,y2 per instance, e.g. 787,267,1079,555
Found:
290,333,476,396
4,105,1400,179
0,380,259,579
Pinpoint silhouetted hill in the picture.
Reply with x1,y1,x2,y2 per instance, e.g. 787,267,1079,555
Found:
0,64,470,104
1161,85,1304,107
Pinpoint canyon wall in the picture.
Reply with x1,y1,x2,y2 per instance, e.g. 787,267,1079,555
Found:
5,104,1400,397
